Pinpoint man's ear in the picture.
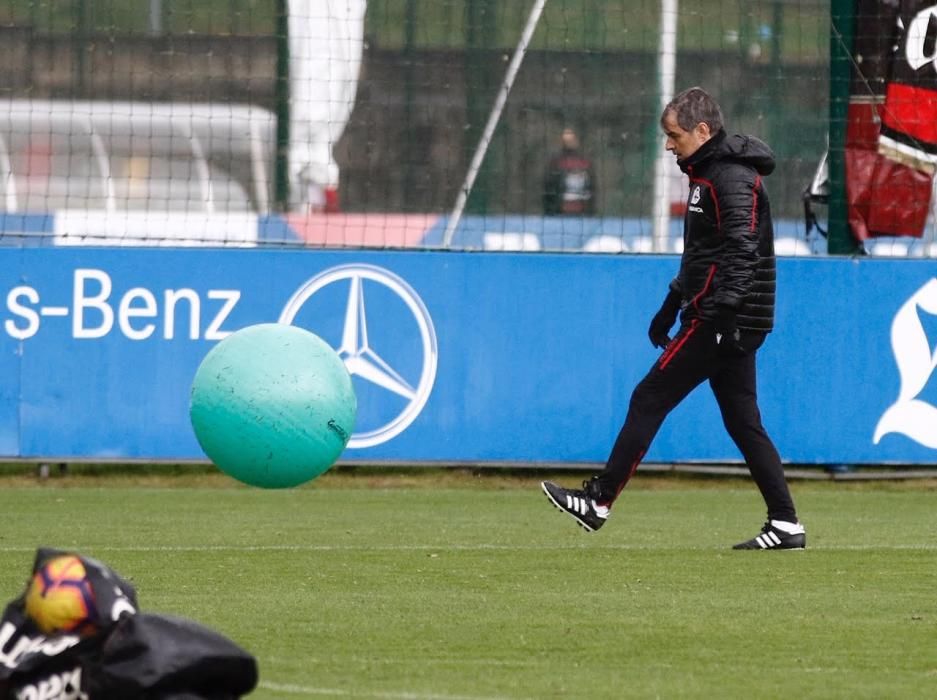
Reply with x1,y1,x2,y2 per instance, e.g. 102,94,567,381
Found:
694,121,712,142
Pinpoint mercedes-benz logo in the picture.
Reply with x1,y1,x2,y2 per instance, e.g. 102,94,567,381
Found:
279,264,438,448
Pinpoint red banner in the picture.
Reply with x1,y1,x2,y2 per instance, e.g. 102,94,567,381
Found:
847,0,934,240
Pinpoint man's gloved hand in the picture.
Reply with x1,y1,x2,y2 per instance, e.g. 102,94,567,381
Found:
713,305,743,354
648,289,682,349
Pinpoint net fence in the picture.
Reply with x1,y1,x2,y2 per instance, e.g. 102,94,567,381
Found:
0,0,921,255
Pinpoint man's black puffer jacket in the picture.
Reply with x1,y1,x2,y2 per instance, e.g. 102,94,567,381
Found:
672,129,776,332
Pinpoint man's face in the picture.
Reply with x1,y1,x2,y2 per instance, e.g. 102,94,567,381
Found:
561,128,579,150
661,110,711,161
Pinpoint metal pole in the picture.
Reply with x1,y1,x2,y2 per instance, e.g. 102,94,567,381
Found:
149,0,163,36
403,0,416,212
274,0,291,211
442,0,548,248
73,0,88,98
651,0,679,252
827,0,858,254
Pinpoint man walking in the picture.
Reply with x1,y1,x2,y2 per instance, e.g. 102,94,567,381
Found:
541,87,805,550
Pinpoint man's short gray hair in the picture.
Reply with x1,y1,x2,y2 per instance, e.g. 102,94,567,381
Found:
661,87,724,133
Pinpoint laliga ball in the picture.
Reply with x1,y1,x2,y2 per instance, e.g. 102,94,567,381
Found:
189,323,357,488
24,555,99,636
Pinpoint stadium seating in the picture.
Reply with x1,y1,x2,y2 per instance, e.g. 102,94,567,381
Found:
866,238,913,257
773,237,813,257
627,236,656,253
482,232,542,251
582,235,628,253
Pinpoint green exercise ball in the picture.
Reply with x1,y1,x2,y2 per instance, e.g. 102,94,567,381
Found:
189,323,356,488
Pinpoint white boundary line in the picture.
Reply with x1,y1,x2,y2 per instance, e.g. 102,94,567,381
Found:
0,543,647,553
259,681,520,700
1,543,936,553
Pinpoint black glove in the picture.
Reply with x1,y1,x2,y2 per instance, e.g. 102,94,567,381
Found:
713,305,743,354
648,289,682,349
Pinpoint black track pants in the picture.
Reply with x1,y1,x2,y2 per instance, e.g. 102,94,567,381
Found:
594,319,798,523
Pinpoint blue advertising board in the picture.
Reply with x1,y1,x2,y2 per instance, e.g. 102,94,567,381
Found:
0,248,934,465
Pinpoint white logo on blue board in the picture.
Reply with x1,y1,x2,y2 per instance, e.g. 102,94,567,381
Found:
690,185,701,205
873,278,937,449
279,264,438,449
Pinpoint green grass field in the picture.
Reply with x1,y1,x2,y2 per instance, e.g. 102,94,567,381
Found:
1,468,935,699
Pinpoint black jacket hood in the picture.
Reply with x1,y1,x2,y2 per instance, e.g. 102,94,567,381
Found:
680,130,776,176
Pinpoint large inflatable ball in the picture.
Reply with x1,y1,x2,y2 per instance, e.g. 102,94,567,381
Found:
190,323,356,488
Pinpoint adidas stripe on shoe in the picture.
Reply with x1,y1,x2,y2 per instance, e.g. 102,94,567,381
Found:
732,520,806,550
541,480,609,532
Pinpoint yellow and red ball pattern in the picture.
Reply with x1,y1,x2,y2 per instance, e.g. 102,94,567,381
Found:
24,555,98,636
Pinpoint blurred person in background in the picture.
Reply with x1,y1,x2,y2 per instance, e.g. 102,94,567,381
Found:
542,126,596,216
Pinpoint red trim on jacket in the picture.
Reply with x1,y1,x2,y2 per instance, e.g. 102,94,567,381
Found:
690,264,717,313
552,155,592,171
750,175,761,232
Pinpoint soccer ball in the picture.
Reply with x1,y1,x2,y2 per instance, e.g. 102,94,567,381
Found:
24,555,99,636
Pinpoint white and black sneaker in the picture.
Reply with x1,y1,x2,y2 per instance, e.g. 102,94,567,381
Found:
733,520,806,550
541,479,610,532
